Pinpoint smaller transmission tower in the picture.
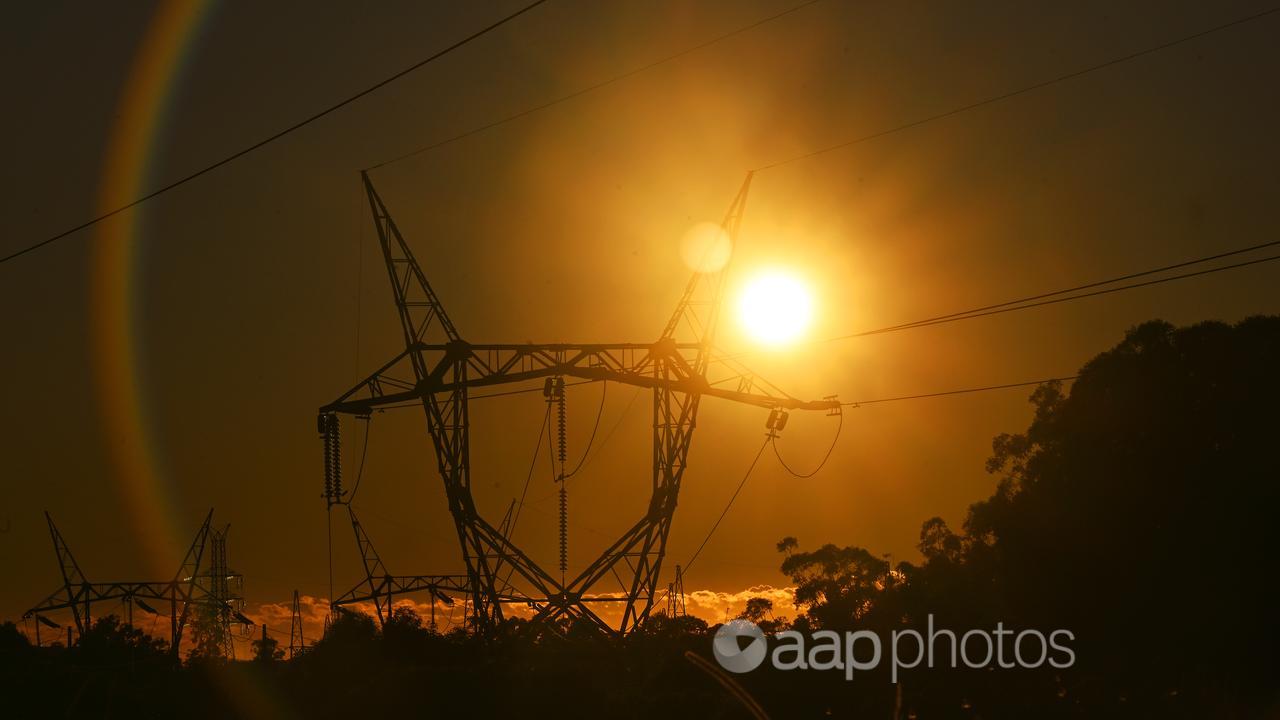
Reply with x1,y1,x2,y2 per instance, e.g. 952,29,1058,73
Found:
289,590,305,658
331,506,471,628
665,564,686,618
24,510,251,657
198,523,245,659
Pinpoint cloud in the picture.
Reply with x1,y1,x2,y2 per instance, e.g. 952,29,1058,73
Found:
241,584,800,648
683,585,798,622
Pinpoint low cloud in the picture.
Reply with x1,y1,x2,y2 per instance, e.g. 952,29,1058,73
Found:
242,584,799,648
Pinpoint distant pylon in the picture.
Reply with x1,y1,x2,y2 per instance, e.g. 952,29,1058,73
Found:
666,564,686,618
24,509,251,658
207,525,237,659
289,590,304,658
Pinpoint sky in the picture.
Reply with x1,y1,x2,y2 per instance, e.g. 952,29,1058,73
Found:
2,0,1278,641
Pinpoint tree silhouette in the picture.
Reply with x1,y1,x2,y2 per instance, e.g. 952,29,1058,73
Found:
778,540,891,630
185,604,230,664
76,615,170,662
740,597,773,624
250,628,284,663
902,317,1280,715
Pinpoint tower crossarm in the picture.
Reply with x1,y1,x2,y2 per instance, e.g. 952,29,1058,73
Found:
331,574,476,607
23,581,194,618
321,341,839,415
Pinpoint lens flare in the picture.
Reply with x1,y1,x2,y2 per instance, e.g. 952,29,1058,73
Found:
680,222,733,273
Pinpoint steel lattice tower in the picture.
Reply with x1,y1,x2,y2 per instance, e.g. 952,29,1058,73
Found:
289,590,305,657
24,510,252,656
319,172,837,635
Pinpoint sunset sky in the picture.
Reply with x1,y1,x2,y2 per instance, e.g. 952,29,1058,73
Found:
2,0,1278,649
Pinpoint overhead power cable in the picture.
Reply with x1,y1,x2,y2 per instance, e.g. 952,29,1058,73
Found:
0,0,549,266
862,239,1280,336
718,241,1280,362
562,381,607,480
578,385,643,472
682,436,771,577
345,416,373,503
771,411,842,478
508,402,552,538
823,251,1280,344
665,370,1090,593
844,375,1079,406
499,401,553,591
753,5,1280,171
367,0,822,170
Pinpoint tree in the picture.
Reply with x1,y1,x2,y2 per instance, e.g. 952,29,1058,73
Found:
776,536,798,555
777,540,890,630
0,621,32,658
947,318,1280,713
740,597,773,624
382,606,436,660
311,608,379,659
77,615,170,661
185,604,230,664
251,627,284,663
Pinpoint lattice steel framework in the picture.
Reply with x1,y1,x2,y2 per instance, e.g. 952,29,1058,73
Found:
23,510,252,656
330,506,472,628
319,172,837,635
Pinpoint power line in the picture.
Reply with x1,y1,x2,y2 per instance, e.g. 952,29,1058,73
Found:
771,411,842,478
682,436,771,577
844,375,1079,406
753,5,1280,171
506,401,551,541
524,384,640,506
675,371,1079,585
345,416,373,503
498,401,553,593
562,381,607,480
869,239,1280,335
0,0,550,266
719,242,1280,363
367,0,823,170
575,385,644,473
824,251,1280,343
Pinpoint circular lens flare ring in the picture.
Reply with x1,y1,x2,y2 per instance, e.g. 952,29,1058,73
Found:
680,222,733,273
736,270,815,345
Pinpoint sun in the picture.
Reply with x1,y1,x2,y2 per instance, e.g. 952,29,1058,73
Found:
736,270,815,345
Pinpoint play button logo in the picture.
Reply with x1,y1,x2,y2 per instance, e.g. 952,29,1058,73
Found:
713,619,767,673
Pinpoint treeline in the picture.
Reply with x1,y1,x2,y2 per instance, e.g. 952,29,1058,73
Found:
744,317,1279,717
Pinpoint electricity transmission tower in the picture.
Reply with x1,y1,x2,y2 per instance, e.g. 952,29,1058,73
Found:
289,590,306,657
24,510,252,656
329,506,470,628
318,171,837,635
665,564,686,618
198,522,246,659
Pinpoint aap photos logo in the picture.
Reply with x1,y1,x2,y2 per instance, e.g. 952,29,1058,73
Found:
711,615,1076,682
713,619,768,673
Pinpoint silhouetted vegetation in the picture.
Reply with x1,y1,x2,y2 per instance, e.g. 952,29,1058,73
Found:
2,318,1276,717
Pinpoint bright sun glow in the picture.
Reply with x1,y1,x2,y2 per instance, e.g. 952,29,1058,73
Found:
737,271,814,345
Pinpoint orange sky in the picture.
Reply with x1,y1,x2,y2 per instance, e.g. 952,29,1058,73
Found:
2,1,1278,632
